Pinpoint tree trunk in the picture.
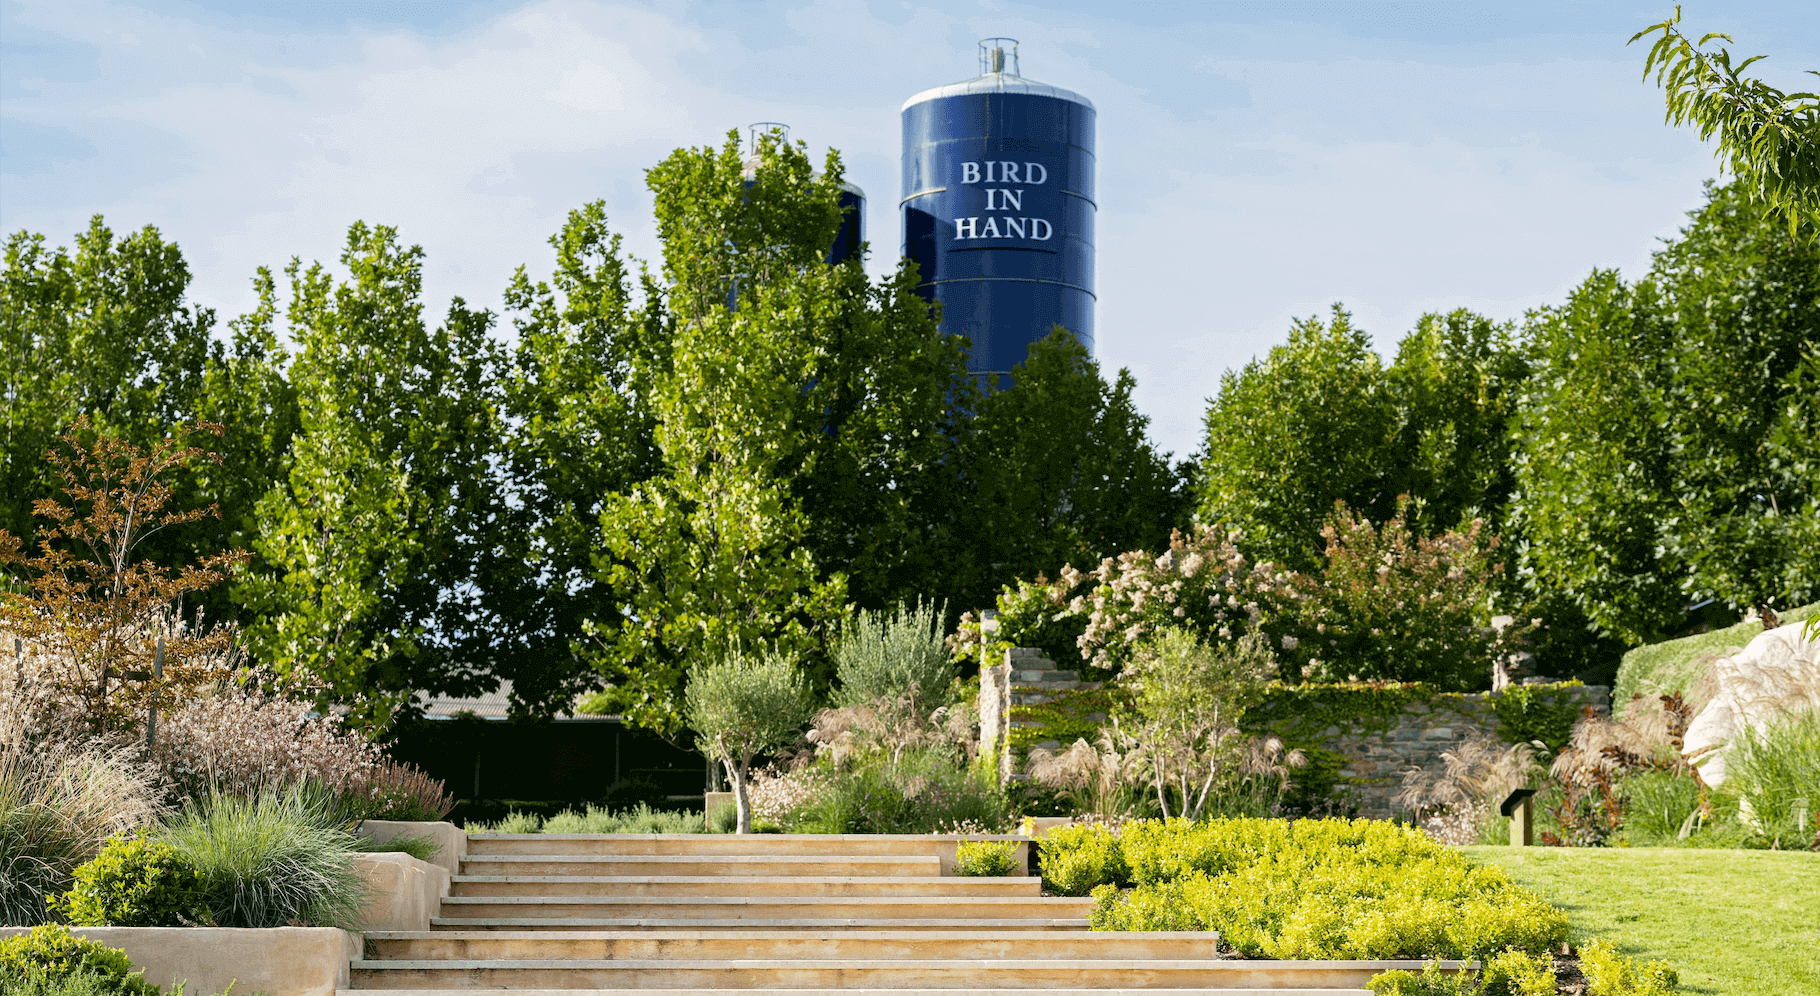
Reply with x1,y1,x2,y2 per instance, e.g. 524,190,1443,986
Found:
733,754,753,834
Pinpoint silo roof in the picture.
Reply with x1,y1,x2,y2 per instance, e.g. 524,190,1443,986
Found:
901,73,1095,113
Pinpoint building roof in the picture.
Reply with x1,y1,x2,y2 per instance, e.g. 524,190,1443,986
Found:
414,679,616,721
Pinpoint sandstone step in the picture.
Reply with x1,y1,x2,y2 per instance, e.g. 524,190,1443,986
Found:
448,876,1041,898
429,917,1091,931
464,833,1028,860
362,929,1221,961
346,957,1452,989
436,896,1093,921
341,989,1369,995
460,854,942,878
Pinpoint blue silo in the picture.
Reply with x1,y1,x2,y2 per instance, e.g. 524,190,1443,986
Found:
901,39,1095,385
744,122,866,266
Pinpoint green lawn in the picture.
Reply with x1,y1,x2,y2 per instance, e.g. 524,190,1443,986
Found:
1462,846,1819,996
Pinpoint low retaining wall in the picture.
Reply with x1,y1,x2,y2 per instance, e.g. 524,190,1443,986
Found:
980,647,1611,819
0,926,359,996
356,819,466,879
351,851,449,932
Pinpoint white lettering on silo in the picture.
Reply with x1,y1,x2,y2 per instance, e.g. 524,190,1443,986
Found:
954,217,978,238
962,162,980,184
1031,218,1053,240
998,189,1023,211
981,217,1001,238
1005,218,1026,238
1000,162,1021,183
1024,163,1048,184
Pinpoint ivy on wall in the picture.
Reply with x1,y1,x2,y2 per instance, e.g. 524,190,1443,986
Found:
1005,686,1124,766
1488,681,1586,754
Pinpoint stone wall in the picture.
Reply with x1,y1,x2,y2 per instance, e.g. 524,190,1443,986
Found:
977,646,1609,818
979,648,1104,782
1301,684,1609,818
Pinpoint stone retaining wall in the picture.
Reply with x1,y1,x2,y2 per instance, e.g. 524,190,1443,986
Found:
1306,684,1609,817
978,647,1610,818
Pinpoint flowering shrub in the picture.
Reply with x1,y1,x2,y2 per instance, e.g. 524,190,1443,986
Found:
146,680,384,803
340,759,454,821
953,503,1510,692
1277,500,1509,690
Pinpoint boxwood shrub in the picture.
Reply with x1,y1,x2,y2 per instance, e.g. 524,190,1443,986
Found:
52,832,211,927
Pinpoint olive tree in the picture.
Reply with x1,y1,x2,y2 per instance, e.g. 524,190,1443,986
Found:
683,646,813,833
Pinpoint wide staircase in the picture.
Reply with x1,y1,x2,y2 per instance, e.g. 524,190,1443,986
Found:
342,832,1396,994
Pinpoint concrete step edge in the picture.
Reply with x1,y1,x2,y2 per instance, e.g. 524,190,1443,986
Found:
350,958,1467,970
427,918,1092,929
341,990,1368,995
366,929,1217,940
450,875,1030,884
439,896,1085,905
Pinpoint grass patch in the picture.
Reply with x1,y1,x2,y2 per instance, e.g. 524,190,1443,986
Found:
1614,601,1817,707
1462,846,1820,996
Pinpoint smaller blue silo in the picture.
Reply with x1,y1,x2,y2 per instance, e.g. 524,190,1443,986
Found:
901,40,1096,385
744,123,866,266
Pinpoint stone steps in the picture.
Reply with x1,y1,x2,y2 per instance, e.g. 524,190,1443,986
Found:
340,990,1368,995
428,917,1090,931
464,833,1027,859
460,854,941,877
345,832,1459,993
447,875,1040,898
437,895,1094,921
363,930,1219,960
345,957,1407,989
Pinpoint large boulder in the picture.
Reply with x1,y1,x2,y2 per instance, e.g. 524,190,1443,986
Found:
1682,621,1820,785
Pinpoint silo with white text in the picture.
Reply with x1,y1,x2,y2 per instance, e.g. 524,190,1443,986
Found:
901,39,1096,385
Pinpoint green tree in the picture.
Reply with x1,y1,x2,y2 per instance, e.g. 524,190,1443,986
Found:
585,131,859,732
1,218,294,621
1511,181,1819,643
683,645,813,834
1648,182,1820,620
485,202,662,717
952,329,1186,606
1386,309,1528,537
1197,306,1398,571
1632,7,1819,237
237,223,500,731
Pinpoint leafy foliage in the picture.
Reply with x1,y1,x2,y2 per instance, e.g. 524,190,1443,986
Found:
1279,499,1506,690
952,839,1019,876
237,222,501,732
1579,938,1680,996
0,420,247,733
0,925,159,996
832,600,954,721
1632,8,1819,238
51,832,209,927
1082,817,1569,959
1038,822,1128,896
1512,182,1819,642
1116,630,1277,819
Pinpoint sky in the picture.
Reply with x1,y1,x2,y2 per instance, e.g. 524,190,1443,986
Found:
3,0,1816,458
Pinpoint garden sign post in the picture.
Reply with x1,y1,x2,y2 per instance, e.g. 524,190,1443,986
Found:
1500,787,1537,846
